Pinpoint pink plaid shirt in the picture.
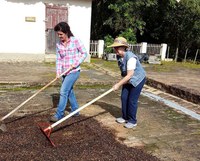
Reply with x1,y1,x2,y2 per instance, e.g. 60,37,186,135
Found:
56,36,87,76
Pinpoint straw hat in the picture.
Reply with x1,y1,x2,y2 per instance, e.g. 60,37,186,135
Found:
107,37,129,48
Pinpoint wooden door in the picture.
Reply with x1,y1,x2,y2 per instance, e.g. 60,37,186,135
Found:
45,4,68,54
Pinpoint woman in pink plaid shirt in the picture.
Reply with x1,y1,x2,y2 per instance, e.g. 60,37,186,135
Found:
50,22,87,122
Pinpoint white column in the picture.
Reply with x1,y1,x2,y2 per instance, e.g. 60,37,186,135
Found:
97,40,104,58
140,42,147,53
160,43,167,60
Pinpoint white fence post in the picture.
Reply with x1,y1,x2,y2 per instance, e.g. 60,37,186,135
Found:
140,42,147,53
160,43,167,60
97,40,104,58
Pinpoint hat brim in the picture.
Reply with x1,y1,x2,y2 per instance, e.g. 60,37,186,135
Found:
107,43,129,48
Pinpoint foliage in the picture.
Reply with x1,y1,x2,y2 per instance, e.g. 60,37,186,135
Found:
91,0,200,61
105,0,147,42
166,0,200,57
141,0,200,59
91,0,116,40
119,28,137,44
104,35,114,53
91,0,153,42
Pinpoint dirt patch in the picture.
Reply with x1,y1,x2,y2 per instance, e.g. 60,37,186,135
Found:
0,114,160,161
146,78,200,105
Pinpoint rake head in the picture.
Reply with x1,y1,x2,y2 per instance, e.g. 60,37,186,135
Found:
37,122,55,147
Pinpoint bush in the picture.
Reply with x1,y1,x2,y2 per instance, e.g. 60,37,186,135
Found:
104,35,114,53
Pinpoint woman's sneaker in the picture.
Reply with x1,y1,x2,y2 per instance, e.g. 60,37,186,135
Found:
50,116,59,122
124,122,137,128
116,117,126,124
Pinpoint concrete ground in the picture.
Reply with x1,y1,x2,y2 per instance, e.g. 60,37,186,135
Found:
0,61,199,161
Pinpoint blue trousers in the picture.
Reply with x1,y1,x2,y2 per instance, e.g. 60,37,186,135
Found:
55,71,80,119
121,78,145,124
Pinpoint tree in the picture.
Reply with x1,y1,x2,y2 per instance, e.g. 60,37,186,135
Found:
91,0,200,61
141,0,200,60
91,0,156,43
91,0,116,40
165,0,200,61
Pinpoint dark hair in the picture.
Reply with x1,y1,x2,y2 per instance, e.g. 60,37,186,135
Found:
54,22,74,37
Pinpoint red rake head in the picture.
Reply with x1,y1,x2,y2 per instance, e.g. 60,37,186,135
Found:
37,122,55,147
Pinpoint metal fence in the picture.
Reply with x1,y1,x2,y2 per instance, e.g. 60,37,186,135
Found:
90,41,162,55
129,44,141,54
89,40,199,64
167,46,199,63
90,40,98,57
147,44,161,56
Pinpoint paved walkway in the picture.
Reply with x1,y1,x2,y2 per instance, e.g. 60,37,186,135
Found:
0,61,199,161
0,61,199,122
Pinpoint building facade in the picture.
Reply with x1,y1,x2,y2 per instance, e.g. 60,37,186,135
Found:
0,0,91,62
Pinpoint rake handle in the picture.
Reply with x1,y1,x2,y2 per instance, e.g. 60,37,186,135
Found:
46,88,114,130
0,68,72,122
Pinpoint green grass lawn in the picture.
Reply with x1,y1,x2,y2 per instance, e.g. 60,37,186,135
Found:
45,57,200,73
144,61,200,72
90,58,118,72
90,58,200,73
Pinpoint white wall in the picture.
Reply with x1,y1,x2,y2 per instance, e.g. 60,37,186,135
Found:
68,0,92,62
0,0,91,62
0,1,45,55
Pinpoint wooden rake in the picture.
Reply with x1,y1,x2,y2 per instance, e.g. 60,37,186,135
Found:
38,88,114,147
0,68,72,132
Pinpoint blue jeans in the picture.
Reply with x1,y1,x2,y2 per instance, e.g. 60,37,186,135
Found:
55,71,80,119
121,78,145,124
